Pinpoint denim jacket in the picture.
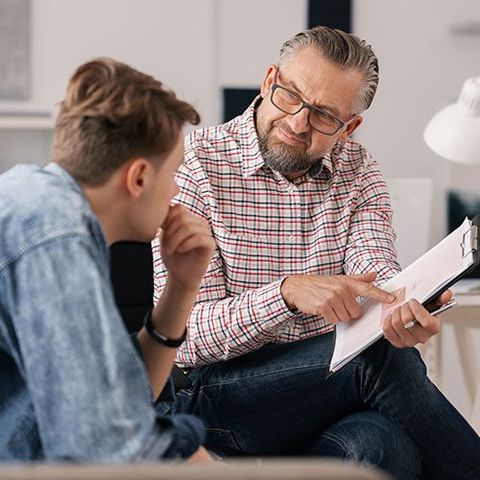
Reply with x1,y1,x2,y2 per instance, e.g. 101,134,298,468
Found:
0,163,203,461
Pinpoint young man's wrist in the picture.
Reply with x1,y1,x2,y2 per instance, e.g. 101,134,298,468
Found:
144,309,187,347
164,277,201,300
149,278,199,338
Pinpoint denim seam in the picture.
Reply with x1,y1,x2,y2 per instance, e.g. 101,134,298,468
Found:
205,427,244,453
316,430,351,459
357,346,393,408
0,231,91,273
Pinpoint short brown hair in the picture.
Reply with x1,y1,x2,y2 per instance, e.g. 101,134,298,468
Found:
279,26,379,112
52,57,200,186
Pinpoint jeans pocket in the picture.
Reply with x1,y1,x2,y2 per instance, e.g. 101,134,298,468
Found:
205,427,243,457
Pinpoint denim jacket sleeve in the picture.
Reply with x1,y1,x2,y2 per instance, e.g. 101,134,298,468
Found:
6,234,204,461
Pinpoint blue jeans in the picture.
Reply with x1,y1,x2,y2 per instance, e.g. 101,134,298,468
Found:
166,333,480,479
295,410,422,478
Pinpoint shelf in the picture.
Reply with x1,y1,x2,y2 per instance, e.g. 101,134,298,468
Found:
0,115,55,130
0,105,55,130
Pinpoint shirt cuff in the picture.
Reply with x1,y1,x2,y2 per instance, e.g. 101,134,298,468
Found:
133,413,204,461
161,414,206,459
256,278,298,329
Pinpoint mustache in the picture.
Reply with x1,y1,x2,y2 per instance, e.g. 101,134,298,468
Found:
271,121,310,145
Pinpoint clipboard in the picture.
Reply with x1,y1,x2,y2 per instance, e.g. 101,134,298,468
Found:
422,215,479,306
329,216,480,374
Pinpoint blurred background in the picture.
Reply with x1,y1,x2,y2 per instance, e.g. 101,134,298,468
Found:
1,0,479,427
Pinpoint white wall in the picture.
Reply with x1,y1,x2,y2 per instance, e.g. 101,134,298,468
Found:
1,0,218,122
0,130,52,170
0,0,219,170
354,0,480,245
219,0,307,87
0,0,307,170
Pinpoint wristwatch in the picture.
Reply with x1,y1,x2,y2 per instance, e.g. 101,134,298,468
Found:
143,309,187,348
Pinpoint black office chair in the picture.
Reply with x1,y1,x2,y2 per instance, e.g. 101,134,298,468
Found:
110,241,153,334
110,241,191,389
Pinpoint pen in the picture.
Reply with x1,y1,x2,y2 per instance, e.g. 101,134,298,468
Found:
403,299,457,329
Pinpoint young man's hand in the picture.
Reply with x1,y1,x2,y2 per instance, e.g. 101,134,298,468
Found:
160,204,215,291
281,272,395,324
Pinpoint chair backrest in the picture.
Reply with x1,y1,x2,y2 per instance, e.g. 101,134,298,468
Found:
110,241,153,333
109,240,191,389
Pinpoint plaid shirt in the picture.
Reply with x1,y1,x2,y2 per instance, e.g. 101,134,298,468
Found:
152,98,400,368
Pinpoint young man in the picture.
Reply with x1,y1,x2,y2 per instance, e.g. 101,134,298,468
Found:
152,27,480,479
0,58,214,461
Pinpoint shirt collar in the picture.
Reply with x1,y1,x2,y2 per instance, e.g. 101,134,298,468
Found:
43,162,108,247
237,95,332,180
317,151,333,179
44,162,84,195
237,96,265,178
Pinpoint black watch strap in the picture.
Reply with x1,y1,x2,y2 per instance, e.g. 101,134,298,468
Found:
143,309,187,348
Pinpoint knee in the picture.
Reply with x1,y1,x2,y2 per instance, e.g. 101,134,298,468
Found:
363,339,428,384
322,412,422,480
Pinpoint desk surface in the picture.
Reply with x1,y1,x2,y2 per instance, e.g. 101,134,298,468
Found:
452,279,480,295
441,295,480,326
449,279,480,308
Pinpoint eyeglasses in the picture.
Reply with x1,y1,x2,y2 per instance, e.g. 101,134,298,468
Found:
270,69,353,136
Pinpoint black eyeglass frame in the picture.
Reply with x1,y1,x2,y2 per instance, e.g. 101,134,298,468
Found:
270,69,355,136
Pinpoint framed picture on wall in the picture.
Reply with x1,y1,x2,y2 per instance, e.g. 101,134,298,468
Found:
0,0,30,99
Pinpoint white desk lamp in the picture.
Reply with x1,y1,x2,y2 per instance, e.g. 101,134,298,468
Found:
424,76,480,164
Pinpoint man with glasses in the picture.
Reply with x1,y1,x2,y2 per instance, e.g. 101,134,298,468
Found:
152,26,480,478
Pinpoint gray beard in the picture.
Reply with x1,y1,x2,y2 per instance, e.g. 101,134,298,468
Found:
258,133,317,176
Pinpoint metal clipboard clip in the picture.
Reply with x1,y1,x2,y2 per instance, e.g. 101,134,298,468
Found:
461,224,478,259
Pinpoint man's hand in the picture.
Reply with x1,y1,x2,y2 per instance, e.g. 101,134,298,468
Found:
382,290,453,348
160,204,215,291
281,272,395,324
187,446,215,463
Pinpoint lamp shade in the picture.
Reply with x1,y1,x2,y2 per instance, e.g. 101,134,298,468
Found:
424,76,480,164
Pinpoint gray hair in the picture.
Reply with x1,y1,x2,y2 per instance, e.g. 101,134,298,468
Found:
279,26,379,113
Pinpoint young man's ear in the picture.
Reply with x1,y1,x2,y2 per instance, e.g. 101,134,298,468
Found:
124,158,150,198
338,115,363,143
260,65,278,99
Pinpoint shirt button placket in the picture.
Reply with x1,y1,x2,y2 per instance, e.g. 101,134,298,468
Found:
288,184,300,247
